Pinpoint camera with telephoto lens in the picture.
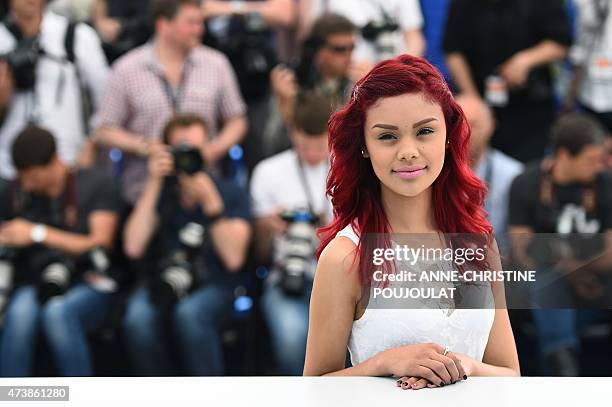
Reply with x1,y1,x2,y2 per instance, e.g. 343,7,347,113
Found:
151,222,208,310
29,247,75,303
0,246,15,316
171,143,205,175
0,36,40,91
361,14,400,61
278,209,320,296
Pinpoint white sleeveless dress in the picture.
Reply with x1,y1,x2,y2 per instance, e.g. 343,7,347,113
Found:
336,224,496,366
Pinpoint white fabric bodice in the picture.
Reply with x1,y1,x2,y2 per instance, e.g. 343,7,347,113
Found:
335,223,496,366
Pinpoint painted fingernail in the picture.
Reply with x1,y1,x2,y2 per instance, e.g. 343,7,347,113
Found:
463,375,468,380
440,382,445,387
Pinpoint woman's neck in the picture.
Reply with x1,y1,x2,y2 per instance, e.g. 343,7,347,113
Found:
381,185,437,234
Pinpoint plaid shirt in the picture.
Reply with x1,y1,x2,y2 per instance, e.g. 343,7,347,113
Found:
94,42,246,204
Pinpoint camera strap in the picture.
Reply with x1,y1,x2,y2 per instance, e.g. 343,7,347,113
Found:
295,155,328,221
374,0,396,27
63,21,93,135
49,171,79,231
2,15,23,42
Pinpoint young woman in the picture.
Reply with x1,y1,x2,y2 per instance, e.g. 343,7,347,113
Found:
303,55,520,389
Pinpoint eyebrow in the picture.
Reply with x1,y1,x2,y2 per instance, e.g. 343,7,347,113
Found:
371,117,439,131
412,117,438,128
371,123,399,130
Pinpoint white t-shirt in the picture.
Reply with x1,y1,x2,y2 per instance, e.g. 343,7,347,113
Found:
250,149,332,222
314,0,423,63
0,10,109,179
571,0,612,112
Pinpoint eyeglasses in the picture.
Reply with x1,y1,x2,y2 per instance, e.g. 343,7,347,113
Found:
325,43,355,54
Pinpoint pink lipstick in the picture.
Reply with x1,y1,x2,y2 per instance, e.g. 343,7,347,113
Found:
393,165,427,180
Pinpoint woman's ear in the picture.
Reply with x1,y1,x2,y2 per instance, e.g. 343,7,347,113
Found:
361,147,370,158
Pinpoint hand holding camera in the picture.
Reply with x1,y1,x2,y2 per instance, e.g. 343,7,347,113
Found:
270,65,298,103
147,142,174,181
0,218,34,248
148,142,207,180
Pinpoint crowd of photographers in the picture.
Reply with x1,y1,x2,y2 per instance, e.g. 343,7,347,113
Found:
0,0,610,377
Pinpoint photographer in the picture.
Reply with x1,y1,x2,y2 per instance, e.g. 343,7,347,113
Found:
443,0,572,163
0,0,109,180
271,13,355,127
0,126,120,377
122,113,252,376
250,91,333,375
320,0,425,63
508,113,612,375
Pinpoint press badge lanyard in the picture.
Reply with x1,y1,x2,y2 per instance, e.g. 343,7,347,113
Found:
156,66,189,113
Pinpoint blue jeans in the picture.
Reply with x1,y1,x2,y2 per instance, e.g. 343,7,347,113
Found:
530,269,609,356
0,283,113,377
261,279,312,375
122,283,233,376
532,309,607,356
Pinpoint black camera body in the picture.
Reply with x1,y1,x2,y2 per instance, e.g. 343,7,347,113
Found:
27,247,75,303
0,36,40,91
278,209,319,296
171,144,205,175
361,20,399,42
151,222,208,310
361,11,400,61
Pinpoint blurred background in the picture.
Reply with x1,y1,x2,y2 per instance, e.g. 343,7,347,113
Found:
0,0,611,378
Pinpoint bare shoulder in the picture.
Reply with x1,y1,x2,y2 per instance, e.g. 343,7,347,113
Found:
314,235,362,301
